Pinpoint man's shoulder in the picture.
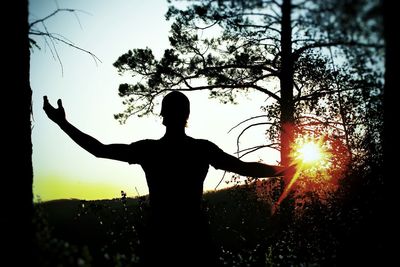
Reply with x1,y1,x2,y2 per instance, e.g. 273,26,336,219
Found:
187,137,221,150
187,136,213,145
129,139,158,147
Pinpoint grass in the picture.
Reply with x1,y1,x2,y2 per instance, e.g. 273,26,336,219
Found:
33,174,383,267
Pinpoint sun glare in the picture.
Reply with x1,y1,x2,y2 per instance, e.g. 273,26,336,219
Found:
272,128,351,214
291,136,330,170
297,142,322,163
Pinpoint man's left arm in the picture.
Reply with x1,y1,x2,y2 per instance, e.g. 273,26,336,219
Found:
209,143,294,178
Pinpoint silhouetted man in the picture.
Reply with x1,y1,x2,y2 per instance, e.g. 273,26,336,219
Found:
43,91,292,266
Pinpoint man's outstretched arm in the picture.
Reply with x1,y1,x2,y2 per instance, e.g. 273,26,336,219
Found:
43,96,131,162
212,149,295,178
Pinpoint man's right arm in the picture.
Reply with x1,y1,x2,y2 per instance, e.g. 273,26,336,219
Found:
43,96,132,162
58,120,132,161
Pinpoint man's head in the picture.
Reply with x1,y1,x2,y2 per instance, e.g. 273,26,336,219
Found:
160,91,190,127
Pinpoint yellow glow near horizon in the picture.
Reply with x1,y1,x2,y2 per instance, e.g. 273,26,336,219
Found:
33,175,132,202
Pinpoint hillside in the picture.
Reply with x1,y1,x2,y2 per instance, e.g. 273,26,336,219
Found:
34,184,275,266
33,178,383,267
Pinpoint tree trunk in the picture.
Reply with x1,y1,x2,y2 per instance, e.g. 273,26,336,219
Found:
279,0,295,168
3,0,33,261
383,0,394,261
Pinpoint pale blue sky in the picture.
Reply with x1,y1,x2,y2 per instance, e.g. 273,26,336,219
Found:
30,0,279,201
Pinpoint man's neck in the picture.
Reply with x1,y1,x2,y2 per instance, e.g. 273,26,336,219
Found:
164,126,186,139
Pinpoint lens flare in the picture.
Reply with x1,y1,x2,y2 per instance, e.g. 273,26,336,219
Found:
298,142,321,163
290,136,332,175
272,131,350,214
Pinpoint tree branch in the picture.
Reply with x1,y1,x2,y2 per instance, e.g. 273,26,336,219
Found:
235,143,280,159
40,23,64,74
169,65,281,100
293,40,384,60
235,122,276,158
297,87,362,101
29,31,102,64
29,7,100,75
202,63,278,76
193,19,220,30
229,12,281,22
30,8,76,28
298,115,364,127
228,115,269,133
249,84,280,101
233,23,281,34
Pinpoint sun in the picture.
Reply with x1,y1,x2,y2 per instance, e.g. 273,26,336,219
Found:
290,135,332,171
272,129,351,214
297,141,322,164
273,134,333,213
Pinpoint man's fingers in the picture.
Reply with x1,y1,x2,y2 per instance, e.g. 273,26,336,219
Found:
43,96,50,110
57,99,63,109
43,96,50,106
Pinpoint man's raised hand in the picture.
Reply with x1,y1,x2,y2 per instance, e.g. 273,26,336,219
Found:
43,96,66,125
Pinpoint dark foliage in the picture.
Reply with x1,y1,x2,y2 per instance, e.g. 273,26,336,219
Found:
34,162,383,267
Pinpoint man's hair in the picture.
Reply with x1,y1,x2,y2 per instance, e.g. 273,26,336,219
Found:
160,91,190,120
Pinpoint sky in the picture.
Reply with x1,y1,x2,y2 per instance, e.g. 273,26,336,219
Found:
30,0,280,202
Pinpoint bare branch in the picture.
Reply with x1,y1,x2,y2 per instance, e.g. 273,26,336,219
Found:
236,122,275,156
40,22,64,75
236,143,280,159
214,171,227,190
29,8,91,29
292,38,321,44
193,20,220,30
228,115,269,133
269,3,282,19
293,80,302,96
72,10,84,30
235,143,280,154
29,7,100,74
249,84,280,100
29,31,102,65
31,29,76,47
270,0,281,7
